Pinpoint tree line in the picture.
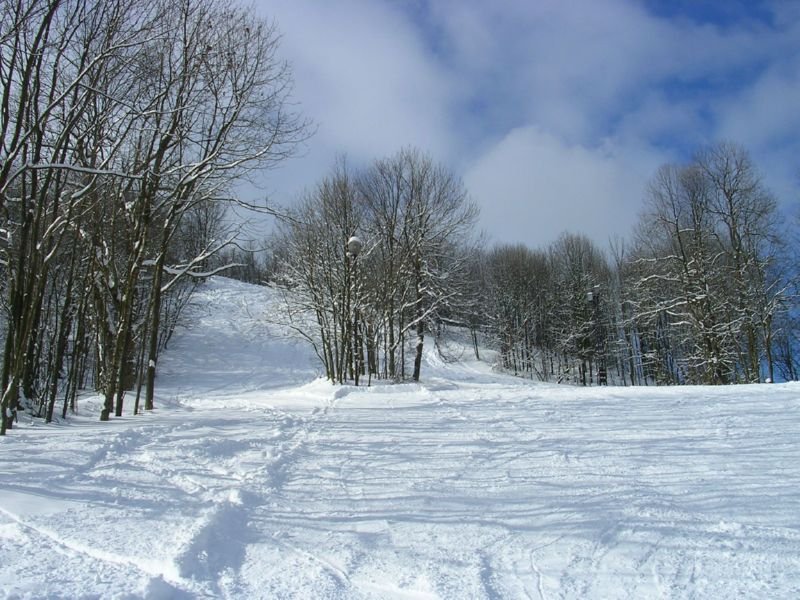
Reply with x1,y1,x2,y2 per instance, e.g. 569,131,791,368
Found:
0,0,304,434
269,142,797,387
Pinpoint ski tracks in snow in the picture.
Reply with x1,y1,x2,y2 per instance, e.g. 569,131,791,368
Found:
0,404,323,599
151,410,320,597
5,278,800,599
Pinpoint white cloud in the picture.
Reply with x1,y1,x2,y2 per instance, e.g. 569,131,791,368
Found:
464,127,664,248
254,0,455,205
718,64,800,150
247,0,800,245
715,69,800,207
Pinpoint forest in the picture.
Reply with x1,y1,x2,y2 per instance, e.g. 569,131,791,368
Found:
1,0,798,435
262,143,797,391
0,0,306,433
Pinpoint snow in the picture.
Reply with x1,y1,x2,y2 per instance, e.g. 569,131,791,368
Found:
2,276,800,599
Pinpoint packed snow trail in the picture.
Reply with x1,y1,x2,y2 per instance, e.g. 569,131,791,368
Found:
1,277,800,599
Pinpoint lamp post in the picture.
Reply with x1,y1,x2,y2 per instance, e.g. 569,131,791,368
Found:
347,236,363,386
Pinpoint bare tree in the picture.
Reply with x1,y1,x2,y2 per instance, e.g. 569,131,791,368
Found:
1,0,306,432
274,150,478,384
360,149,478,382
274,160,362,383
547,233,612,385
138,0,307,415
696,142,784,382
1,0,159,431
482,244,553,379
630,144,788,385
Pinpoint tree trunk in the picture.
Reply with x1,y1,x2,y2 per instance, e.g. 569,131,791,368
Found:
412,273,424,382
764,314,775,383
145,254,166,411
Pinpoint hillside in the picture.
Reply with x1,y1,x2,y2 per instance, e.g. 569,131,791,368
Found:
1,277,799,599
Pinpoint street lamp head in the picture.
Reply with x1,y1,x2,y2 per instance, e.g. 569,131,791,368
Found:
347,235,363,257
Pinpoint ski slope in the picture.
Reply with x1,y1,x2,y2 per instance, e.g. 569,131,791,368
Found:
1,277,799,599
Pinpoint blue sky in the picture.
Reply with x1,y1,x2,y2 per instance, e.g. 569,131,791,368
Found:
255,0,800,248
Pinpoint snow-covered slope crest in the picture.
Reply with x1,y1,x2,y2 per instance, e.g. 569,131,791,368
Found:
156,276,324,409
2,276,800,599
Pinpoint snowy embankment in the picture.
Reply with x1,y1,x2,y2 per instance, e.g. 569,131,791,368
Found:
1,277,799,599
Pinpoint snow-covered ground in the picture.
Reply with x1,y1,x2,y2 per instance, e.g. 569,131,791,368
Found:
2,277,800,599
